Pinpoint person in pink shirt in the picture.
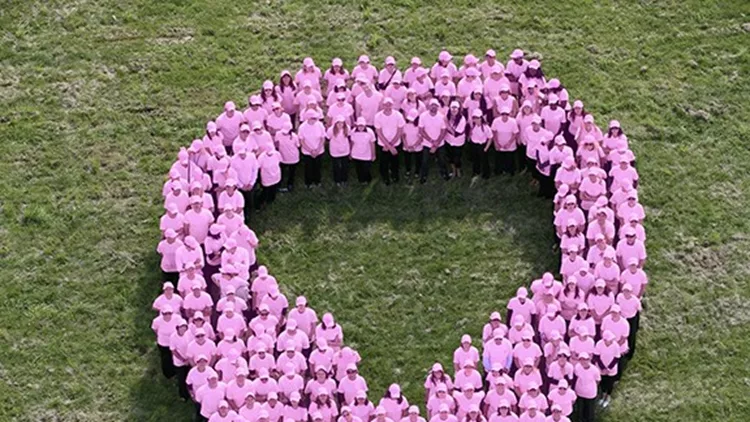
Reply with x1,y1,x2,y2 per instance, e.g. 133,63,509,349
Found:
516,401,544,422
298,110,326,187
418,99,449,182
374,98,405,184
426,384,456,417
493,85,518,119
187,355,218,401
616,283,642,359
306,367,337,401
338,363,369,405
586,209,615,246
403,88,426,117
265,102,292,136
517,383,547,415
169,318,192,400
567,302,595,341
285,296,318,341
424,363,454,401
217,101,244,151
518,60,545,94
444,102,467,178
505,49,528,93
538,306,566,345
153,281,183,314
616,191,645,225
593,251,620,293
244,96,269,130
540,95,566,137
465,109,492,179
209,400,237,422
618,213,646,243
601,304,630,356
457,68,483,102
184,196,215,244
352,55,378,83
296,57,322,92
430,404,458,422
559,222,585,258
356,82,384,128
488,399,518,422
257,147,282,208
276,319,310,354
217,303,246,339
524,115,552,176
454,360,483,392
594,330,621,408
557,277,584,321
204,120,225,153
512,333,542,372
158,229,183,282
454,383,485,420
349,117,376,184
490,106,519,176
328,92,355,127
401,109,423,180
479,49,500,80
196,372,228,422
189,312,215,341
152,306,178,378
226,368,252,410
507,291,537,332
187,328,217,366
411,68,434,100
377,56,402,90
457,54,479,79
218,179,244,213
616,228,647,270
453,334,480,372
239,398,262,422
284,391,308,421
165,180,190,213
380,384,409,422
175,235,205,273
400,405,426,422
602,120,629,156
273,121,300,193
434,73,457,99
324,58,350,94
352,390,375,420
430,51,458,82
316,312,344,351
333,346,362,381
403,57,423,87
276,70,298,120
384,77,407,110
586,279,614,328
572,353,599,422
483,377,517,417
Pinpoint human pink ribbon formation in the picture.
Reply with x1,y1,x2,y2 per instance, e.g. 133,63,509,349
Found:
153,49,647,422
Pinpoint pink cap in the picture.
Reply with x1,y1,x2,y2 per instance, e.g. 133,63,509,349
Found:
485,49,496,57
548,94,559,103
464,54,478,65
250,95,262,106
573,100,584,109
472,109,483,118
460,334,471,343
416,67,428,77
385,56,396,65
262,80,274,90
303,57,315,67
531,115,542,124
548,78,561,89
410,56,422,65
332,57,343,67
429,98,440,106
510,49,524,59
355,116,367,126
206,121,217,132
375,406,387,416
517,286,528,298
358,55,370,63
224,101,236,112
438,50,452,61
383,97,394,105
295,296,307,306
491,65,503,74
408,405,419,414
388,383,401,396
431,362,444,372
609,120,621,128
528,59,541,69
466,67,480,77
164,228,177,239
583,114,595,124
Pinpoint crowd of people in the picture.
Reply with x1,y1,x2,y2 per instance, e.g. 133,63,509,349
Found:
153,48,647,422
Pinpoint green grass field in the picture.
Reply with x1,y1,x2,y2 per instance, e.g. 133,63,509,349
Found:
2,0,750,421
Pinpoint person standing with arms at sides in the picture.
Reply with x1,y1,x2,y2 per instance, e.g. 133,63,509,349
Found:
374,98,405,184
352,55,379,84
411,68,434,101
402,109,423,181
327,116,352,186
463,89,488,125
384,77,408,111
479,49,500,80
457,68,483,103
491,107,519,176
296,57,322,92
260,80,280,114
229,145,258,220
573,352,600,422
404,57,423,87
274,121,299,193
277,70,298,125
266,102,292,137
403,89,426,118
298,110,326,188
541,95,566,136
505,49,528,96
350,117,377,184
419,99,449,183
431,50,458,82
216,101,243,153
328,92,355,127
494,85,518,119
257,147,282,209
152,306,178,378
244,95,268,129
378,56,403,90
355,82,384,131
468,110,493,179
444,102,467,178
324,57,349,95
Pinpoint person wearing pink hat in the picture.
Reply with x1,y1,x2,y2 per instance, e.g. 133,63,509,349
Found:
493,84,518,120
238,393,261,421
400,405,426,422
216,205,243,236
175,235,205,274
593,250,621,293
453,334,480,372
217,101,244,151
378,56,403,90
316,312,344,351
483,329,513,374
518,60,545,95
616,282,642,359
350,117,377,183
189,311,216,341
572,352,599,422
457,67,483,102
356,81,384,127
375,97,406,184
444,101,467,178
352,55,378,83
298,110,326,187
215,340,247,380
273,121,300,193
195,371,228,421
187,327,218,366
434,73,457,100
276,70,298,118
506,287,536,329
333,346,362,381
324,58,350,94
258,80,280,113
424,362,454,401
328,89,355,126
401,108,424,180
153,281,183,314
465,108,492,179
351,390,375,421
186,355,218,403
295,57,322,92
523,115,553,178
418,99,449,183
430,50,458,82
164,176,190,213
457,54,479,79
517,382,547,415
540,94,566,137
586,208,615,247
244,95,269,131
379,384,409,421
586,279,614,331
169,318,193,400
426,384,456,417
430,403,458,422
152,306,178,378
338,363,369,405
282,391,308,421
257,146,282,208
403,57,423,87
218,178,245,213
284,296,317,342
505,49,528,92
602,120,628,155
491,106,520,176
512,358,542,397
157,228,184,282
594,330,621,408
479,50,501,80
324,115,350,186
208,400,238,422
203,120,225,154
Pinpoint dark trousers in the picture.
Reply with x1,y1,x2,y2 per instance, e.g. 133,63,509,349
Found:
162,271,179,284
258,183,278,208
354,160,372,183
538,173,555,198
601,374,616,394
158,345,175,378
240,188,255,223
303,155,322,186
403,150,423,177
378,147,400,184
494,149,516,175
175,365,190,400
446,144,463,169
626,313,640,360
577,397,596,422
281,163,297,189
420,146,448,182
332,156,349,184
470,143,490,178
195,402,207,422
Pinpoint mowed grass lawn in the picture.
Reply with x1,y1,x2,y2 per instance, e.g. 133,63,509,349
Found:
2,0,750,420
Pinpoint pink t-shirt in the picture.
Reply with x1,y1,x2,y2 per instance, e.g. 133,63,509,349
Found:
492,117,519,151
152,315,178,346
540,106,566,135
196,382,228,417
338,375,369,404
157,238,183,272
258,150,282,186
375,110,406,147
299,121,326,156
349,129,376,161
187,365,218,391
573,364,600,399
185,208,214,243
419,111,447,147
216,111,244,146
275,131,301,164
327,126,352,158
356,91,384,126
